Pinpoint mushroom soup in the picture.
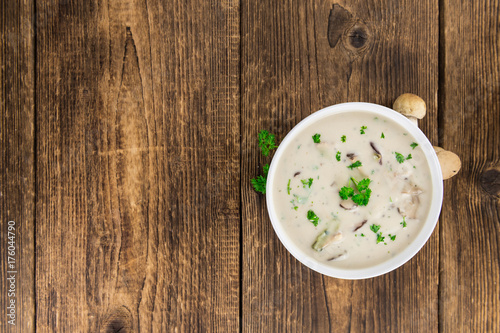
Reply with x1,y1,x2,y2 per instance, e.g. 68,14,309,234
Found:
272,112,433,269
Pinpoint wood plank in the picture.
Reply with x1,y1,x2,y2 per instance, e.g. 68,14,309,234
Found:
241,0,439,331
35,0,240,331
0,0,35,331
439,0,500,331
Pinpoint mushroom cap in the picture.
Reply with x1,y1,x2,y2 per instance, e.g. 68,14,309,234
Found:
434,147,461,180
393,93,427,119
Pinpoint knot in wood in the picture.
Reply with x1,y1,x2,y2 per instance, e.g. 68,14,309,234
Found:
101,306,133,333
348,26,369,48
480,168,500,198
344,21,371,54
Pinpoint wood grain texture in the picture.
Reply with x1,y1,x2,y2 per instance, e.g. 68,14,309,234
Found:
35,0,240,331
439,0,500,331
241,0,439,331
0,0,35,331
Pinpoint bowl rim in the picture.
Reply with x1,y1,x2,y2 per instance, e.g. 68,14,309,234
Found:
265,102,443,279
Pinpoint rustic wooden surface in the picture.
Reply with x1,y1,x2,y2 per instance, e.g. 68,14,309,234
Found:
0,0,35,332
0,0,498,332
439,0,500,332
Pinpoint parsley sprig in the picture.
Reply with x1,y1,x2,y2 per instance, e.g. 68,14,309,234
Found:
258,130,278,156
339,177,372,206
251,164,269,194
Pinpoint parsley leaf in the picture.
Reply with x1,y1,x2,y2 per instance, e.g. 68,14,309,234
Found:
263,163,269,177
312,133,321,143
361,233,365,237
357,178,371,191
339,186,354,200
376,233,385,244
336,151,341,161
395,152,406,163
352,188,371,206
410,142,418,149
389,234,396,241
360,126,367,134
251,175,267,194
406,154,412,160
347,161,362,169
370,224,381,233
381,132,385,139
287,179,291,195
307,210,320,227
341,135,346,142
258,130,278,156
301,178,313,188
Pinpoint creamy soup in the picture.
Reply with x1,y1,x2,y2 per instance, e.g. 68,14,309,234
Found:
272,111,432,269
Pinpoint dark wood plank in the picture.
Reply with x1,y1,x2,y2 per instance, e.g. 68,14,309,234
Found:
35,0,240,331
439,0,500,331
0,0,35,331
241,0,439,331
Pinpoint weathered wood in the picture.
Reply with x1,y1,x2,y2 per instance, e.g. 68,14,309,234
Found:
0,0,35,331
35,0,240,331
439,0,500,331
241,0,439,331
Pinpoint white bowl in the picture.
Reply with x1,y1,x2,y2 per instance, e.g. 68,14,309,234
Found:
266,102,443,279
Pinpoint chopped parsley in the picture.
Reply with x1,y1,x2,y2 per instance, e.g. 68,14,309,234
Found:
395,152,413,163
394,152,405,163
360,126,367,134
336,151,341,161
307,210,320,227
389,234,396,241
287,179,291,195
381,132,385,139
347,161,362,169
312,133,321,143
257,130,278,156
301,178,313,188
410,142,418,149
339,177,372,206
361,233,365,237
400,216,407,228
370,224,381,233
376,233,385,244
341,135,346,142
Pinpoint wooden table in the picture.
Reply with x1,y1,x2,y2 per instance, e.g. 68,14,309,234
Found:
1,0,499,331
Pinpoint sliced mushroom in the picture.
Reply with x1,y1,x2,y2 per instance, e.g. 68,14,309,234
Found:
353,220,367,232
370,141,382,165
340,200,358,211
312,230,343,252
328,252,348,261
346,153,357,160
398,193,420,219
